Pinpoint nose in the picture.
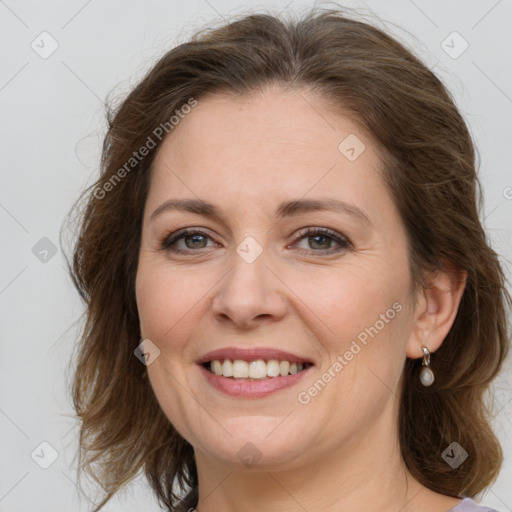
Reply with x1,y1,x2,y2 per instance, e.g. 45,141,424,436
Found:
210,244,288,330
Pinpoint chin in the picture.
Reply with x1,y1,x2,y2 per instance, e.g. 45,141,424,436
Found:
190,417,317,470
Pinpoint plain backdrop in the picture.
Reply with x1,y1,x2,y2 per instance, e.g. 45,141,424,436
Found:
1,0,511,511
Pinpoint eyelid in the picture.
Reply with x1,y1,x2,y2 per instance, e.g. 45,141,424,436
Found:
293,226,350,242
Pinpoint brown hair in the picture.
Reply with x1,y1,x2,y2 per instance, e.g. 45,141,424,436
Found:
66,6,511,511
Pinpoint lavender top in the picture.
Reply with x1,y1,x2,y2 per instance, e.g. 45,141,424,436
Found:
451,498,501,512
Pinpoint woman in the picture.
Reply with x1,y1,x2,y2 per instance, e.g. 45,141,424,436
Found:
68,7,510,512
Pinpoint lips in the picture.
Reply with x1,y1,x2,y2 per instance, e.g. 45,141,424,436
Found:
196,347,314,398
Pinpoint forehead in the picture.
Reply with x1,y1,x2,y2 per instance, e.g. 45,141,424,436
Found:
157,86,369,160
147,85,392,222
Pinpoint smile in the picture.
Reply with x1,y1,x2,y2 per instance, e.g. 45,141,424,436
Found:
196,347,314,398
206,359,312,379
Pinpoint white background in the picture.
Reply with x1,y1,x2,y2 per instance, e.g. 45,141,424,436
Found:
1,0,511,511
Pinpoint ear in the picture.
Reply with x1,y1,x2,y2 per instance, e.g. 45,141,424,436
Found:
405,262,467,359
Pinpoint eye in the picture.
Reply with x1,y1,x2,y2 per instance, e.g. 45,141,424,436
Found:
291,227,351,255
160,226,351,256
161,229,218,253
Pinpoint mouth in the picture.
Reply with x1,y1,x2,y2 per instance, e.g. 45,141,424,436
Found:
196,347,314,398
202,359,313,379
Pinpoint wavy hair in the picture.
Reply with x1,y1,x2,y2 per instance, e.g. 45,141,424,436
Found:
65,6,511,511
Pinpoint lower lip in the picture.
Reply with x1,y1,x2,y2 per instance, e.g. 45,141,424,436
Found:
199,364,312,398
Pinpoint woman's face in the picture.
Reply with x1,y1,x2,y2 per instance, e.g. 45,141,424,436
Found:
136,85,417,470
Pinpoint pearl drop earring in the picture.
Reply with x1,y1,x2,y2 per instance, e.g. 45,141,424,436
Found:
420,345,435,386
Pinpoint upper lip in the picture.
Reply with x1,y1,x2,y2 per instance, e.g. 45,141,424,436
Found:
195,347,314,365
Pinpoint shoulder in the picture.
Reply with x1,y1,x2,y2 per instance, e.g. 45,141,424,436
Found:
450,498,503,512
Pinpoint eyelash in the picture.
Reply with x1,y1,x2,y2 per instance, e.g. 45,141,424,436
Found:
160,227,351,256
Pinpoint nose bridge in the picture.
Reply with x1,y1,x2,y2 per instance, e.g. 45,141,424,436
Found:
224,236,270,303
211,235,286,326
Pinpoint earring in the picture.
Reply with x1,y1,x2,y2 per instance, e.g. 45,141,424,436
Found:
420,345,435,387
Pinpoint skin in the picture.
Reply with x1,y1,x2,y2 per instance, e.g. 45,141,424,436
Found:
135,84,466,512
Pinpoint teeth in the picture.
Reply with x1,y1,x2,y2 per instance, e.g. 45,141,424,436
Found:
211,360,223,376
222,359,233,377
267,360,280,377
233,360,249,378
208,359,308,379
248,360,267,379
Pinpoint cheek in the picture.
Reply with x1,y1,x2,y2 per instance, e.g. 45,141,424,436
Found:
291,260,408,342
135,258,208,341
135,267,172,339
135,261,207,440
135,258,228,382
292,263,412,409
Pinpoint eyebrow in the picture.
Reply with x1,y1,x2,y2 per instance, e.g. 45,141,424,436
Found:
150,198,371,226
